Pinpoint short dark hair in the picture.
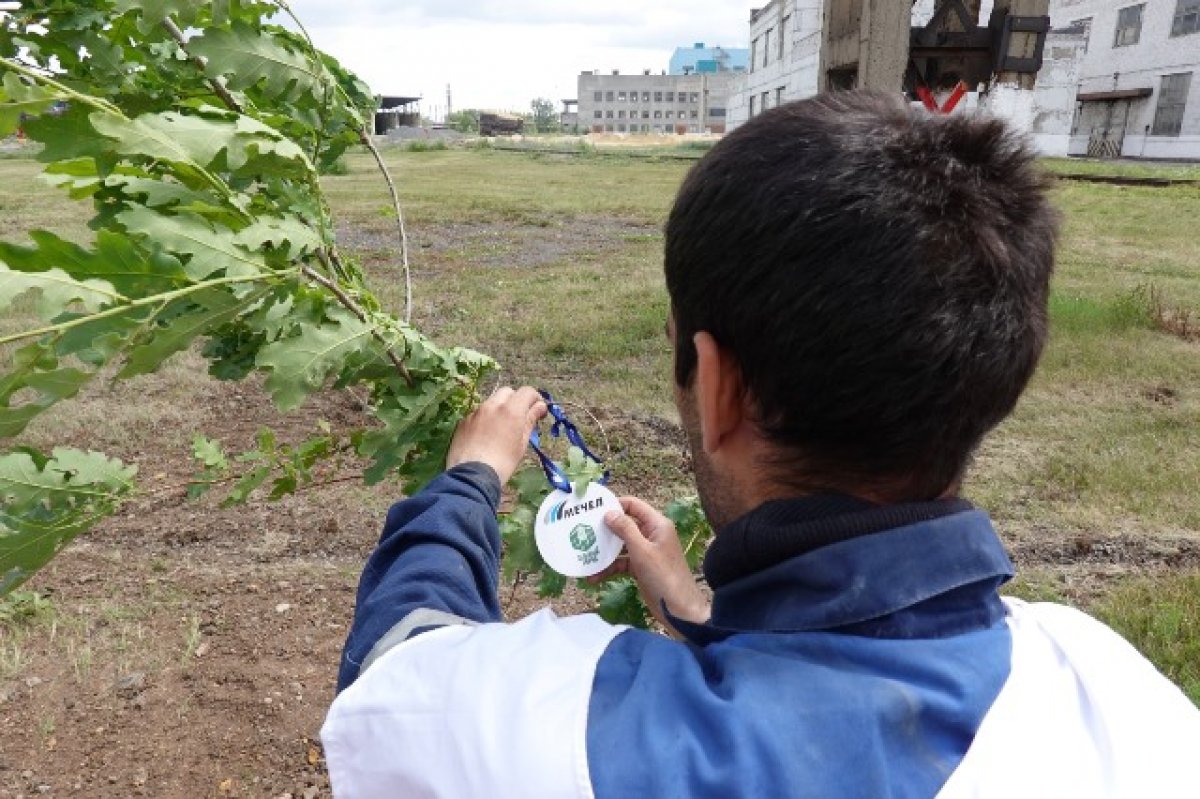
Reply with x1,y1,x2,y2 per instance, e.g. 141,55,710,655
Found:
665,90,1057,500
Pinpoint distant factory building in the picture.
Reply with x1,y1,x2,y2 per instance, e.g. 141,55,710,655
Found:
578,69,739,134
669,42,751,75
374,96,421,136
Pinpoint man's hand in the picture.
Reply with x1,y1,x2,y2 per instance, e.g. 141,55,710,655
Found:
594,496,711,636
446,386,548,485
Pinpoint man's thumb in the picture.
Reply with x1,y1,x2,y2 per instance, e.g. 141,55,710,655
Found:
605,510,648,550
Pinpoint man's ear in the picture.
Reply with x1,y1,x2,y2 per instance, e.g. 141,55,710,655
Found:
693,331,745,455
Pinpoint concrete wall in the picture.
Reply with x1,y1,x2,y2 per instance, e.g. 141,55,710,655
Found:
577,71,738,134
979,25,1088,155
728,0,824,128
1051,0,1200,158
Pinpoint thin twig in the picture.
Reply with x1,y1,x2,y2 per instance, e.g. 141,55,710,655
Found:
271,0,414,325
360,131,414,324
558,400,614,459
145,471,367,501
504,571,527,615
301,264,415,387
161,18,245,114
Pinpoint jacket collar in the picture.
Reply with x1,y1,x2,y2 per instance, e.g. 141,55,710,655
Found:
669,497,1014,645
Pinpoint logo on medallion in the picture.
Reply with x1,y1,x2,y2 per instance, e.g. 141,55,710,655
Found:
569,524,597,552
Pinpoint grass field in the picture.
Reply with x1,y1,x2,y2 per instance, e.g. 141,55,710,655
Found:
0,143,1197,792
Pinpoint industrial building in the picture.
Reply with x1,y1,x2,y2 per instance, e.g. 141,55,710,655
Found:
669,42,751,75
577,69,740,134
725,0,1198,159
727,1,824,127
1055,0,1200,159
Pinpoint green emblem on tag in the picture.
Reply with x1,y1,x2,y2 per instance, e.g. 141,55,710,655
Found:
569,524,597,552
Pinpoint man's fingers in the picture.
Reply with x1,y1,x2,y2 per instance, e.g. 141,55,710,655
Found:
618,496,671,540
485,386,515,407
512,385,543,408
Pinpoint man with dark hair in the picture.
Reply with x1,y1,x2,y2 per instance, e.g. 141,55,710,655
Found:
321,91,1200,798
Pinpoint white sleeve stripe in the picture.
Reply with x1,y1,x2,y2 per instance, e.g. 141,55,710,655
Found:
322,609,625,799
359,607,477,676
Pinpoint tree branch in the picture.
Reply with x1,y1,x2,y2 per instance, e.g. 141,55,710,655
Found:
161,17,245,114
359,130,414,324
301,263,415,388
0,270,294,348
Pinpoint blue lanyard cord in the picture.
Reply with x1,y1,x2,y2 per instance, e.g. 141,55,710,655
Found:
528,389,611,493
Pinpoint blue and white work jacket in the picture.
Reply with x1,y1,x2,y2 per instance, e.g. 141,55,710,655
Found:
322,464,1200,798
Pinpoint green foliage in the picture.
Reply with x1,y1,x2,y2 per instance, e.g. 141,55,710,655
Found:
594,578,646,627
664,495,712,570
0,448,136,593
0,590,55,627
529,98,560,135
446,109,481,135
0,1,494,594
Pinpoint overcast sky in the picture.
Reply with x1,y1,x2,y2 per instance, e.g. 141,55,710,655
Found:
289,1,753,117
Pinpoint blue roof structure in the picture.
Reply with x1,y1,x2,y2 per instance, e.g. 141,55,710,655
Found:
669,43,749,75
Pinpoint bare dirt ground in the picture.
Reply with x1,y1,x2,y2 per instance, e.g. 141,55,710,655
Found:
0,369,647,798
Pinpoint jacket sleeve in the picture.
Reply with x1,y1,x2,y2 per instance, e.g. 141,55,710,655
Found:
336,461,504,691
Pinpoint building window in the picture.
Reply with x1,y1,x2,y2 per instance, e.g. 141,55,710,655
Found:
618,91,627,101
763,29,772,66
618,110,626,119
642,92,651,102
1152,72,1192,136
690,92,700,103
605,125,613,132
654,110,662,119
654,91,663,102
749,96,756,117
642,110,650,119
593,91,603,101
780,16,790,59
1113,4,1143,47
617,124,626,132
750,38,758,73
594,110,602,119
666,91,675,102
709,107,726,117
776,87,785,107
605,91,614,101
605,110,613,119
761,91,770,111
690,110,699,119
1172,0,1200,36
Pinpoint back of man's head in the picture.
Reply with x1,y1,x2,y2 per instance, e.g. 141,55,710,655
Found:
665,90,1057,501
